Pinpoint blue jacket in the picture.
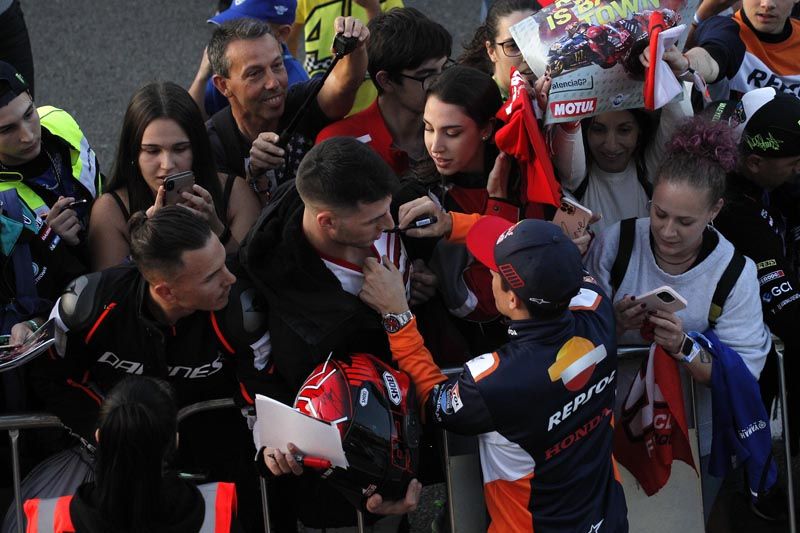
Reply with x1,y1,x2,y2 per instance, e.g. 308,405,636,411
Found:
693,330,777,497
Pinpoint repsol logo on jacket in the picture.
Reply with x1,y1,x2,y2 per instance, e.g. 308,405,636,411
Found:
548,370,615,431
97,352,224,379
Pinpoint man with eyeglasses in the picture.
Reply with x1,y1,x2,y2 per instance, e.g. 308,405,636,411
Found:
316,8,452,175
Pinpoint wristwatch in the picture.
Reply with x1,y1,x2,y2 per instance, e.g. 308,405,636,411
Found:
677,334,702,364
382,310,413,334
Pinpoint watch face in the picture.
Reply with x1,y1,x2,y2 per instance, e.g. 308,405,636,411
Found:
681,336,694,357
383,316,401,333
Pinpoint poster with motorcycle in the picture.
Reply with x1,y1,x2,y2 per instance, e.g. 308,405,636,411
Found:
510,0,698,124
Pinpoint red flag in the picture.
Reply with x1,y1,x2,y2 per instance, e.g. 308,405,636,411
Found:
613,344,697,496
494,68,561,208
643,10,665,111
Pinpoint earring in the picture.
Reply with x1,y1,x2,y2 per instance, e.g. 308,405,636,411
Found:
481,135,489,141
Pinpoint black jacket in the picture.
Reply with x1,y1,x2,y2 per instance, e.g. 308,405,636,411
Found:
47,262,269,430
241,183,392,404
69,477,242,533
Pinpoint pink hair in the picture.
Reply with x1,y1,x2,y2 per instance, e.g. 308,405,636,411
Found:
666,117,738,173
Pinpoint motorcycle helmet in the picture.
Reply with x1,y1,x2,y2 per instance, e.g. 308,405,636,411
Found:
587,26,608,42
293,353,420,510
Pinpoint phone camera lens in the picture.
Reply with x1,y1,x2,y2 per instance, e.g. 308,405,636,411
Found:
657,291,674,303
166,181,174,191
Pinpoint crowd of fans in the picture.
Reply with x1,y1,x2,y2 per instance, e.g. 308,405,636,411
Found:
2,0,800,530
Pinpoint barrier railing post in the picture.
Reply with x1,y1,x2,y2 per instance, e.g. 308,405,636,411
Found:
259,477,271,533
776,349,796,533
9,429,23,533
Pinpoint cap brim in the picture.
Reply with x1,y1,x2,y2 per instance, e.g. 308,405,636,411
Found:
208,8,245,25
466,216,514,273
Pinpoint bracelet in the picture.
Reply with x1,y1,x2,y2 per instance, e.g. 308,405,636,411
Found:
26,320,39,331
693,12,703,25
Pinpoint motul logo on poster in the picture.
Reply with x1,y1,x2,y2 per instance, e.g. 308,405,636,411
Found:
551,98,597,118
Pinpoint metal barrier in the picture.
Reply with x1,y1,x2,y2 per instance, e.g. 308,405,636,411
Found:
0,413,66,533
4,345,794,533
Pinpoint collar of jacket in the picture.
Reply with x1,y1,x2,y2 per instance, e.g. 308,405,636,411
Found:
506,312,575,344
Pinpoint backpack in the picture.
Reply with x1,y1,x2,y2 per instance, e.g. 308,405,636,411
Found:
610,218,746,326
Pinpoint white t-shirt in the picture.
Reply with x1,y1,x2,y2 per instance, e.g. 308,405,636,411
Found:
319,231,412,297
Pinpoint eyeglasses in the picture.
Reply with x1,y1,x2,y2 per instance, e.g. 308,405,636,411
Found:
397,58,456,91
495,39,522,58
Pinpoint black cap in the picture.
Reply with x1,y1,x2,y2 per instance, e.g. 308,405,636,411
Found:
466,216,583,311
739,87,800,158
0,61,30,108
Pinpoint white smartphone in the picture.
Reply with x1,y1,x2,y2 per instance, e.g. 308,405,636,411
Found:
635,286,687,313
552,197,593,240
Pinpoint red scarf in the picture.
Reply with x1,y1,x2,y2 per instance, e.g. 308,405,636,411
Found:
494,68,561,207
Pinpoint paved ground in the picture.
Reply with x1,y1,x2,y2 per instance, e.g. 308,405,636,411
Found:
22,0,481,171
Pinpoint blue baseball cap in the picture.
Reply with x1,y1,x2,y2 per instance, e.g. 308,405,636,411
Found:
466,216,583,311
208,0,297,25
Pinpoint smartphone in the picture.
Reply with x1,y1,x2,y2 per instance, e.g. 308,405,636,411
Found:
163,171,195,205
636,286,687,313
552,197,593,240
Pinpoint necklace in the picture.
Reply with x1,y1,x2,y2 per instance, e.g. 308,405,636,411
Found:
42,147,63,187
654,248,699,267
0,146,61,186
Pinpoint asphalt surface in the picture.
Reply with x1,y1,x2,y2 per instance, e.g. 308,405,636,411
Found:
22,0,482,172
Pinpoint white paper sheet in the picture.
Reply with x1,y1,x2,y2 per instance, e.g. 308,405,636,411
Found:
253,393,349,468
652,24,686,110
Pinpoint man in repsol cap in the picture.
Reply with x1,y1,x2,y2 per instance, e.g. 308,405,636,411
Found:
360,210,628,532
714,88,800,490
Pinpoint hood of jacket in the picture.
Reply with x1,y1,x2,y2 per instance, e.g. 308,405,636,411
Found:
69,477,205,533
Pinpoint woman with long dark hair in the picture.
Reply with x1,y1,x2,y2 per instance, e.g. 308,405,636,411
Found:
24,376,240,532
88,82,259,270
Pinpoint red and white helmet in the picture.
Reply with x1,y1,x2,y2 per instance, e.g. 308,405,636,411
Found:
294,353,420,509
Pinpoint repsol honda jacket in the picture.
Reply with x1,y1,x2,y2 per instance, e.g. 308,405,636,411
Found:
47,263,270,420
388,285,627,531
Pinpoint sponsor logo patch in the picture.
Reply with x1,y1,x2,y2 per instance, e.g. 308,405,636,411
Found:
759,270,785,285
550,98,597,118
757,259,777,270
359,387,369,407
548,337,607,391
382,371,402,405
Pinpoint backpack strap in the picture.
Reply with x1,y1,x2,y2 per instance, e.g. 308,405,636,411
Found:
610,217,637,296
210,108,245,176
708,250,746,326
221,173,236,223
635,161,653,199
572,175,590,202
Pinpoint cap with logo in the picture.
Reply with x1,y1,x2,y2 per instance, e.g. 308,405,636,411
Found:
208,0,297,25
0,61,30,108
466,216,583,312
737,87,800,159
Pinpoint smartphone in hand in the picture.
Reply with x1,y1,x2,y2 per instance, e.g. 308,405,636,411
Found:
636,286,687,313
552,198,593,240
163,171,195,205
